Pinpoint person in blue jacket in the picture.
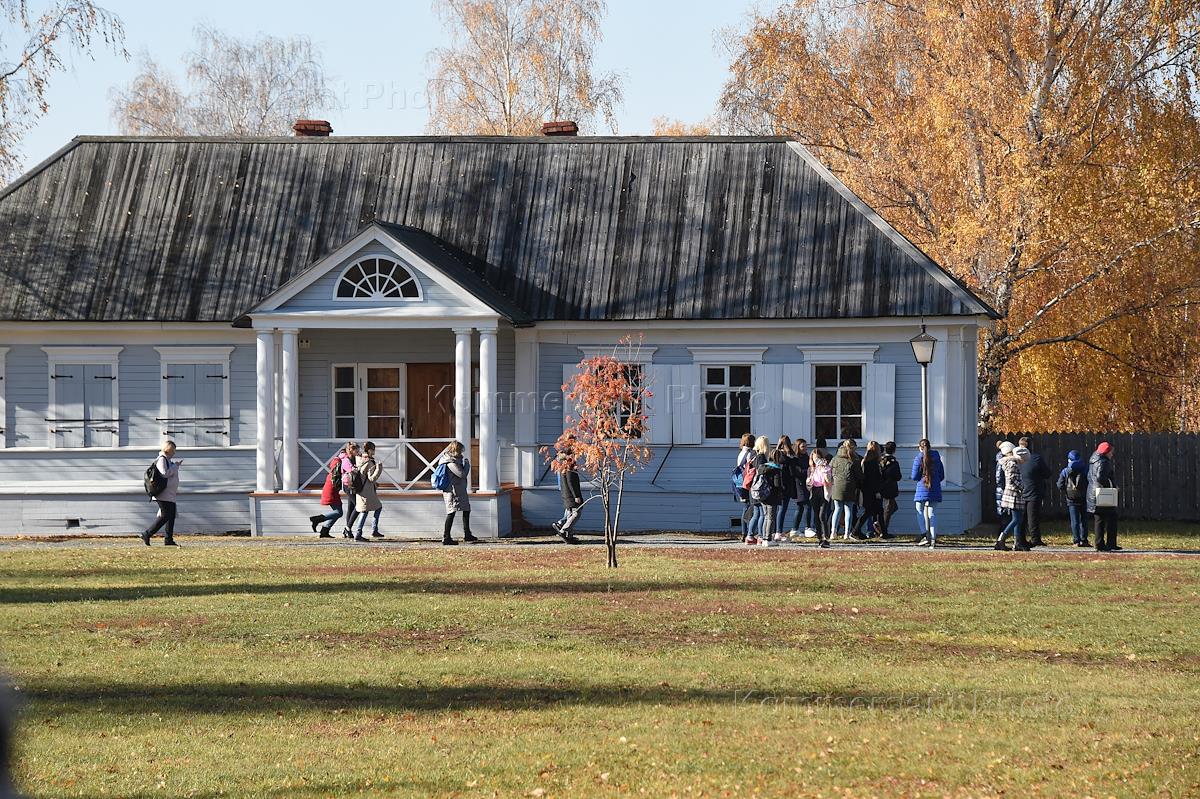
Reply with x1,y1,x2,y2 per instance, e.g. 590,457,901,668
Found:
1055,449,1090,547
911,438,944,548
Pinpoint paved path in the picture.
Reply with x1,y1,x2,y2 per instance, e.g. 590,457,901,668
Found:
0,533,1196,556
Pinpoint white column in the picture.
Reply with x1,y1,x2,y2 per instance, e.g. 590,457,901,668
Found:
279,329,300,492
255,330,277,492
513,328,538,487
479,326,499,492
453,326,473,452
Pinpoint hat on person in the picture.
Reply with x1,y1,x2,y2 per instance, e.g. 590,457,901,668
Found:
1012,445,1031,463
1097,441,1113,456
999,441,1015,455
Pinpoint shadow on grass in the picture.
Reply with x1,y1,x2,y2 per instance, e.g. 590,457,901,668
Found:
0,577,800,605
21,678,999,717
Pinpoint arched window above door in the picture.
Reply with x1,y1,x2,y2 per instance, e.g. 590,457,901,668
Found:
334,257,422,301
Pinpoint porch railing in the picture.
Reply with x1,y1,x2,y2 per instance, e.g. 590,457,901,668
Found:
296,438,457,492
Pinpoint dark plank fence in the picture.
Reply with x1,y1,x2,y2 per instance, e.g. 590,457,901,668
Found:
980,432,1200,522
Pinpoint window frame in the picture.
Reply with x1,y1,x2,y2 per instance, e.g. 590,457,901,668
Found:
332,256,424,303
330,362,407,440
42,347,123,449
155,347,234,448
701,364,753,443
813,363,864,443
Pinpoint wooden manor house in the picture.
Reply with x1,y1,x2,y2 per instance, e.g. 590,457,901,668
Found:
0,121,998,537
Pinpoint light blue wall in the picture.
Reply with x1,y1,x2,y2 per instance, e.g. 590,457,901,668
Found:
2,343,255,449
283,244,476,313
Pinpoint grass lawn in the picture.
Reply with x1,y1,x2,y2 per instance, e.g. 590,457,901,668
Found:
1,540,1198,798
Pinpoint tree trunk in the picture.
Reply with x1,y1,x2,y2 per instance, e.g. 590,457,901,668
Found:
601,491,617,568
978,328,1009,433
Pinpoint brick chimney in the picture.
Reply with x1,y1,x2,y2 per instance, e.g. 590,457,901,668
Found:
292,119,333,137
541,120,579,137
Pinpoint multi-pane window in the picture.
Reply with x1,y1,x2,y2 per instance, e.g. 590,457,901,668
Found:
365,367,402,438
333,366,356,438
618,364,645,437
814,364,863,440
704,365,752,441
161,363,228,447
335,258,420,300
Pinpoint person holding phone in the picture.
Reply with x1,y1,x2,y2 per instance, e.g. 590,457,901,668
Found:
142,440,182,546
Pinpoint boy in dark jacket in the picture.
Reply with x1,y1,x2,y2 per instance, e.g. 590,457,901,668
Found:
552,452,584,543
1017,436,1052,547
878,442,902,539
1056,449,1090,547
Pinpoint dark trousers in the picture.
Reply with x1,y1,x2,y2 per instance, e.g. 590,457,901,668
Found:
1021,498,1043,543
343,491,359,531
852,495,883,535
880,497,898,535
444,511,471,540
145,500,177,539
810,494,829,541
1094,510,1118,550
741,501,753,537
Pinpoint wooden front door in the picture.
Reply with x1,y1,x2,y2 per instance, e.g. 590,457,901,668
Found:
406,363,456,480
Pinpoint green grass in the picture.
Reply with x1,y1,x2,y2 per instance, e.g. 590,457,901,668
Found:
2,541,1199,798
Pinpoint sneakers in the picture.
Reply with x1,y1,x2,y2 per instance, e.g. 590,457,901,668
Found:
442,538,459,546
371,530,384,538
744,536,759,546
464,533,479,544
551,520,563,534
803,528,817,538
760,537,778,547
818,539,831,549
994,540,1010,551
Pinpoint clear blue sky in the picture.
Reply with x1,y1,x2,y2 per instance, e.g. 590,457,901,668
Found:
16,0,778,172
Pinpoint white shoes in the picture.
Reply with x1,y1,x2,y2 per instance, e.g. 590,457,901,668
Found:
803,528,817,538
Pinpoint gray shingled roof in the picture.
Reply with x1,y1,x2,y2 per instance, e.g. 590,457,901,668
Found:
0,135,997,322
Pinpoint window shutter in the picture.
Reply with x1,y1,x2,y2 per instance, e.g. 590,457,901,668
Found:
752,364,784,441
166,364,198,447
54,364,84,448
198,366,227,447
671,364,702,445
782,363,812,443
864,362,896,444
561,363,582,434
84,364,116,447
642,364,673,445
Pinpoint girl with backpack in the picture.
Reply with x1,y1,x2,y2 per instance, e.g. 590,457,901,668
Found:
772,436,798,540
352,441,384,541
788,438,811,538
851,441,883,539
734,433,755,539
830,440,863,540
744,436,770,545
806,447,832,547
310,444,350,538
437,440,478,545
911,438,945,548
755,445,788,545
1056,449,1090,547
877,441,902,539
338,442,361,537
141,440,181,546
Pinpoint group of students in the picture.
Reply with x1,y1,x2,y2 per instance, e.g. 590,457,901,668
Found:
733,433,945,548
308,440,479,544
994,437,1121,551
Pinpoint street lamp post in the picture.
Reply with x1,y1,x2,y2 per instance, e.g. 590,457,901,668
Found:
909,324,937,442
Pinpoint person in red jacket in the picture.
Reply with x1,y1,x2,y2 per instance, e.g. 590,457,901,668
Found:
309,443,353,538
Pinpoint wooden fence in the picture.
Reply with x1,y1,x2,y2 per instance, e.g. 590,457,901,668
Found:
980,432,1200,522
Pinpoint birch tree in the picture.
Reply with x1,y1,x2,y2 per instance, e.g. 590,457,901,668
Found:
110,25,333,136
0,0,123,178
720,0,1200,432
427,0,623,134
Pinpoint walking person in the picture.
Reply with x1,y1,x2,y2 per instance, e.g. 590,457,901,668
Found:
310,445,349,538
437,441,478,545
788,438,811,539
744,436,770,545
851,441,883,539
339,442,361,538
807,447,832,546
353,441,384,541
1056,449,1090,547
1017,436,1052,547
995,442,1030,551
754,445,788,546
735,433,756,540
1088,441,1121,552
141,440,182,546
994,440,1009,520
829,440,863,541
552,450,584,544
877,441,902,539
911,438,944,548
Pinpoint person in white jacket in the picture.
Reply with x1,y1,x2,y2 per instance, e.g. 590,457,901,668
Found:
142,440,181,546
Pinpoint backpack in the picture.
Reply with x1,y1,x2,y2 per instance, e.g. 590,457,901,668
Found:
329,458,344,492
143,460,168,497
348,464,367,494
879,455,900,499
741,460,757,490
432,462,453,492
1065,469,1085,503
750,468,781,505
810,461,829,487
731,464,749,502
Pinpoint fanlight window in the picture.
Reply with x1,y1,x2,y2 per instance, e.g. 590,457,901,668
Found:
335,258,421,300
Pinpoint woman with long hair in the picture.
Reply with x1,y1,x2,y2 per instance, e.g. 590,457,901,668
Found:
744,435,771,545
807,447,832,546
852,440,883,539
911,438,945,548
735,432,755,539
829,440,863,540
437,440,478,545
772,435,797,541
